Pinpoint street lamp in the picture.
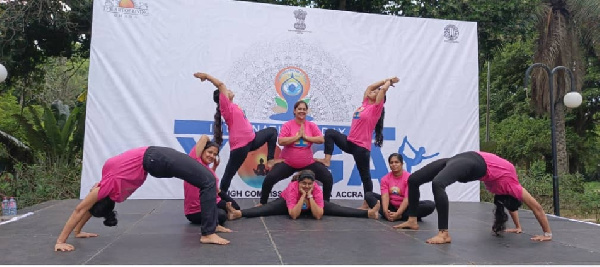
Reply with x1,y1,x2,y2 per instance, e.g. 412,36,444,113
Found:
524,63,583,216
0,63,7,83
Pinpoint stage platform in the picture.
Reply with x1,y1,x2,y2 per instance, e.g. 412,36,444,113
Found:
1,198,599,265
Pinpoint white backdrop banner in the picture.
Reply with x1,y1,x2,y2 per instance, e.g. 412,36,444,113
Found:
81,0,480,201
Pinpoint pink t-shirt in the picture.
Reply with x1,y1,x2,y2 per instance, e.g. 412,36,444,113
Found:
280,181,325,210
97,147,149,203
219,92,255,150
347,99,384,151
380,171,410,208
279,120,322,168
477,151,524,201
183,145,221,215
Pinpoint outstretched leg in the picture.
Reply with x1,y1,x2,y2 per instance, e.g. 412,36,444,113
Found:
143,146,229,245
227,198,288,220
220,145,251,193
316,129,352,167
394,158,449,230
248,127,280,169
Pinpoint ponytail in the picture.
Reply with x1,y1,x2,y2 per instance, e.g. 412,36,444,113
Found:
492,195,521,236
213,90,223,147
374,107,385,147
492,200,508,236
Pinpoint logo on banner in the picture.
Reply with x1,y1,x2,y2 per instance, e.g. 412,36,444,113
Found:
104,0,149,18
290,9,310,34
237,145,282,188
398,136,440,172
443,24,459,43
270,66,312,121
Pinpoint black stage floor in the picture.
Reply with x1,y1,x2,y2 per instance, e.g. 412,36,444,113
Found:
1,198,599,265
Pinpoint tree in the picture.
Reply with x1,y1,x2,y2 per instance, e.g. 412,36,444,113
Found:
530,0,600,174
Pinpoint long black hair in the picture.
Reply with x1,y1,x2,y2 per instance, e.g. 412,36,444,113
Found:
492,195,522,235
213,90,223,147
374,95,386,147
89,197,118,227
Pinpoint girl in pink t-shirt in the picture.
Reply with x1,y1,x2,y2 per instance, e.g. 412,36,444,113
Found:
364,153,434,221
259,101,333,205
183,135,241,232
54,146,230,252
227,170,380,220
194,73,280,194
316,77,398,208
394,151,553,245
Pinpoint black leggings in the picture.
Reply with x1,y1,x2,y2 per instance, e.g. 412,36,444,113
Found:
259,162,333,204
220,127,278,192
142,146,218,235
185,193,241,226
241,197,369,218
323,129,373,194
406,151,486,230
364,192,435,220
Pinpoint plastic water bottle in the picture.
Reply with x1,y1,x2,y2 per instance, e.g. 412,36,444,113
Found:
8,197,17,216
1,197,8,216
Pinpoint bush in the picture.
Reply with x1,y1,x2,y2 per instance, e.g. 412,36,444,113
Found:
5,155,81,208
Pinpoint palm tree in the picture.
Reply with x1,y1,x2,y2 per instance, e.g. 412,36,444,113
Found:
531,0,600,174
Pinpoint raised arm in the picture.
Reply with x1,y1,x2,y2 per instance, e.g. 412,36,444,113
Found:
522,188,552,241
194,73,228,95
194,135,210,158
364,79,389,100
55,187,100,252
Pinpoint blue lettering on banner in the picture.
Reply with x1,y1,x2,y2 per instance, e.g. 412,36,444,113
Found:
174,120,396,186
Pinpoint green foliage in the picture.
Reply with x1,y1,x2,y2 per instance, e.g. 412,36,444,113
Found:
12,103,84,164
0,90,27,141
5,157,82,208
488,114,551,167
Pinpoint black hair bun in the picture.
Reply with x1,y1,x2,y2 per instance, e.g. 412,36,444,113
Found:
103,211,118,227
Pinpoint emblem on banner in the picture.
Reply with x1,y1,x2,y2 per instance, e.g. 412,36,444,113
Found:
104,0,149,18
290,9,310,34
443,24,459,43
270,66,312,121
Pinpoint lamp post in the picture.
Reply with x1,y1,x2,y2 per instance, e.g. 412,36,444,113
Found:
524,63,583,216
0,63,7,83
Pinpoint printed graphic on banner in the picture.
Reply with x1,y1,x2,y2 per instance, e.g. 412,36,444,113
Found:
270,67,312,121
237,144,282,188
289,9,310,34
103,0,149,18
398,136,440,173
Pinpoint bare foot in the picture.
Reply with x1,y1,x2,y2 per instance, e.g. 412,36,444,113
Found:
393,218,419,230
426,231,451,244
367,201,380,220
266,159,284,169
314,158,331,167
200,233,230,245
226,202,242,220
357,200,369,210
216,225,232,233
254,203,263,207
